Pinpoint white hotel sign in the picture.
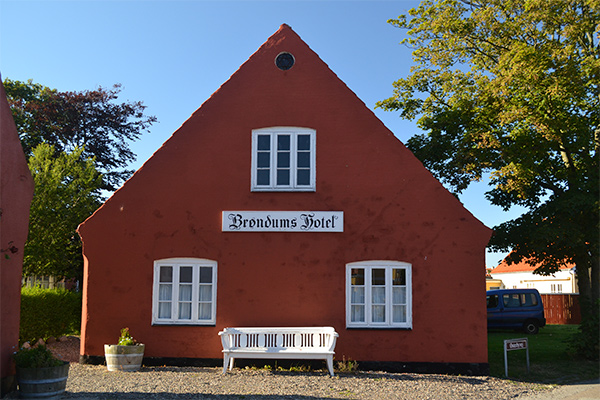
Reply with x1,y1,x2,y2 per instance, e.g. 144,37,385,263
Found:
222,211,343,232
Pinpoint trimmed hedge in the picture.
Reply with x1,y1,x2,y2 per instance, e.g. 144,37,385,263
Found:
20,286,82,344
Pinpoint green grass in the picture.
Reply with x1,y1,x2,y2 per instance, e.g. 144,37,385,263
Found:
488,325,600,384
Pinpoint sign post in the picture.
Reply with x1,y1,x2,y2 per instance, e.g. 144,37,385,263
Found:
503,338,529,377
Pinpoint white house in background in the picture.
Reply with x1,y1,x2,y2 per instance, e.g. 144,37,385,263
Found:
489,257,578,294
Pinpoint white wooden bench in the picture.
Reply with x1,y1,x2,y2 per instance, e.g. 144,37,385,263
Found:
218,327,339,376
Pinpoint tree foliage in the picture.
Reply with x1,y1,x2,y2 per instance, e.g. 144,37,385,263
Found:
4,79,156,190
378,0,599,322
25,144,103,281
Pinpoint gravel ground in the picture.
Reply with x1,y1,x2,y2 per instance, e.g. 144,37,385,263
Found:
61,364,555,400
22,336,555,400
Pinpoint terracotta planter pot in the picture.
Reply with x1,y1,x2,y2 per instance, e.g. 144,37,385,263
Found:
104,344,145,371
16,362,69,399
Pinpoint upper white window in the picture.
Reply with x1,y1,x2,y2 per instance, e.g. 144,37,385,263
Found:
251,127,316,191
152,258,217,325
346,261,412,329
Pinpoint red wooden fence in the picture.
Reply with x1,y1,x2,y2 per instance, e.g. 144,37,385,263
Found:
541,294,581,325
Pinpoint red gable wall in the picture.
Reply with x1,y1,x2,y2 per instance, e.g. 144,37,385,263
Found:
0,77,34,395
78,25,491,368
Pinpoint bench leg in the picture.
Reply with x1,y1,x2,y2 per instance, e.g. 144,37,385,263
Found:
229,357,235,371
222,355,230,374
326,356,335,377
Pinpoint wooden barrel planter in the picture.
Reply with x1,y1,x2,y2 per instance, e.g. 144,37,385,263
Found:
16,362,69,399
104,344,145,371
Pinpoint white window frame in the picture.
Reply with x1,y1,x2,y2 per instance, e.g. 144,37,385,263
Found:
345,261,412,329
251,127,316,192
551,283,563,293
152,258,217,325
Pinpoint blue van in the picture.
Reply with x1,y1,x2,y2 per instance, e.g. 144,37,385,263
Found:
486,289,546,334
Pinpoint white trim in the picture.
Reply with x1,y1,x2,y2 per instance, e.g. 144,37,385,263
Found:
152,258,217,325
251,127,316,192
345,261,412,329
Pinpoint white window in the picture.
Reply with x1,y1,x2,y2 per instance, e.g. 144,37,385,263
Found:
551,284,562,293
152,258,217,325
346,261,412,329
251,127,316,191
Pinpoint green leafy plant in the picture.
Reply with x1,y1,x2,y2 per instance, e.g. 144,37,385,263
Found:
117,327,138,346
569,300,600,361
13,345,63,368
20,286,81,345
336,356,358,373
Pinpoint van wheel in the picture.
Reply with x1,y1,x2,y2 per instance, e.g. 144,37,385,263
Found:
523,320,539,334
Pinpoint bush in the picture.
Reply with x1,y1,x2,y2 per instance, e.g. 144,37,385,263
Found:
570,300,600,361
13,345,63,368
20,286,82,344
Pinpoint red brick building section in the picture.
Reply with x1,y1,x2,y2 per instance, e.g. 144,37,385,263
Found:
78,25,492,374
0,76,35,396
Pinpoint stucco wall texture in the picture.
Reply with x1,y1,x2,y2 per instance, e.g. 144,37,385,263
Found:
78,25,492,366
0,76,34,395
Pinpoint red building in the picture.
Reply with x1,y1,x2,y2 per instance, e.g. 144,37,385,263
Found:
78,25,492,374
0,76,35,396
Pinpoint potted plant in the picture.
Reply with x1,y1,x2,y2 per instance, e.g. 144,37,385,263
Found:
13,344,69,399
104,327,145,371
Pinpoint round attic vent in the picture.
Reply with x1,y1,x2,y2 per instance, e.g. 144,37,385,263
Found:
275,52,295,70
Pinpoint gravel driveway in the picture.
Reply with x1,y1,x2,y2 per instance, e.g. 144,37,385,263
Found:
10,336,553,399
59,363,553,400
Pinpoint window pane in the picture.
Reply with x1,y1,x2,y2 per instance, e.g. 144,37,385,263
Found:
521,293,538,306
372,269,385,286
392,269,406,286
351,269,364,285
199,285,212,301
179,285,192,301
393,305,407,323
372,287,385,304
199,267,212,283
277,152,290,168
178,303,192,319
351,287,365,303
257,170,270,185
277,135,290,150
198,303,211,320
257,152,270,168
158,302,171,319
257,135,270,150
159,284,172,301
297,152,310,168
297,134,310,150
160,266,172,283
372,305,386,322
296,169,310,185
277,169,290,185
503,294,520,308
393,287,406,304
351,305,365,322
487,295,499,308
180,267,193,283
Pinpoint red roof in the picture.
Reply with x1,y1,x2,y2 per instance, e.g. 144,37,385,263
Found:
491,257,574,274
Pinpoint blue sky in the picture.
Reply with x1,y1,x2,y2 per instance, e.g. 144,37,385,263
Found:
0,0,524,267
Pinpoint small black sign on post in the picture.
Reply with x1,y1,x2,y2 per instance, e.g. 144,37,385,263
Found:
504,338,530,377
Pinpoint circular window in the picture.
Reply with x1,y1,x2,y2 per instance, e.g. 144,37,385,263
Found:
275,52,295,70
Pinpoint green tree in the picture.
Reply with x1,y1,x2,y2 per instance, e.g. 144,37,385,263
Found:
378,0,599,340
4,78,156,190
25,144,103,281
